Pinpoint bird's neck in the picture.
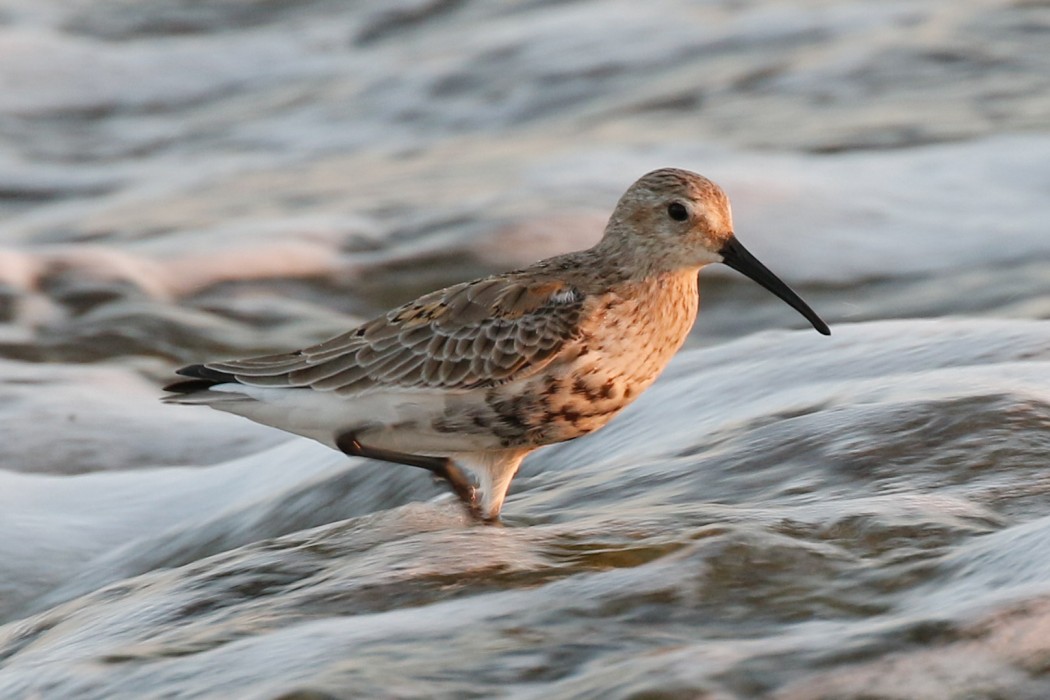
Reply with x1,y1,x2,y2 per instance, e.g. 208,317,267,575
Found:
589,236,703,285
622,268,700,320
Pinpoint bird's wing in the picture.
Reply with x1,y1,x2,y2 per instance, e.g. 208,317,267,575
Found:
199,276,587,396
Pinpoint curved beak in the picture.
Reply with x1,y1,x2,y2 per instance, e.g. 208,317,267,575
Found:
718,235,830,335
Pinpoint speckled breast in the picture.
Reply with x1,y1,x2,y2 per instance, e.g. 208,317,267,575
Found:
484,271,700,448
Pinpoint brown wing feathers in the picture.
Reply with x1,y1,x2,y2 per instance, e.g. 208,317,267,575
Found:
168,277,585,396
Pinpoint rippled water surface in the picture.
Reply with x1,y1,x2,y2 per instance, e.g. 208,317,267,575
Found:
1,1,1049,698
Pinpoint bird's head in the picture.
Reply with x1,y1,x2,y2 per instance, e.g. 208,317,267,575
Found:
604,168,830,335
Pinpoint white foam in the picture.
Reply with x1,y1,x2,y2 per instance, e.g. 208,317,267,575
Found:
0,438,347,621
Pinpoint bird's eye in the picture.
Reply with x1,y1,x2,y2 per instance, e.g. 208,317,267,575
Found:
667,202,689,222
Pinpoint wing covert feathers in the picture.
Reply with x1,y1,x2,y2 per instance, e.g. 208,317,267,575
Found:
201,277,586,396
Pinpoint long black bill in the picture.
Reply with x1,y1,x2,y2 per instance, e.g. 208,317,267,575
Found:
718,235,830,335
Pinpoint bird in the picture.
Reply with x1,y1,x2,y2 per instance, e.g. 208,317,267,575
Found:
164,168,830,522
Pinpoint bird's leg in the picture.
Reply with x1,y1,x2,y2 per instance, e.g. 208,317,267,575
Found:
335,432,481,520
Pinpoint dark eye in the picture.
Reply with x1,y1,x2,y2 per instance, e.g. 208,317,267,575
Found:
667,202,689,222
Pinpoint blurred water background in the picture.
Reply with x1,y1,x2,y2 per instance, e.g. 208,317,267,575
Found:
0,1,1049,698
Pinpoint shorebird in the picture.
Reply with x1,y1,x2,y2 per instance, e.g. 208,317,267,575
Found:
164,168,829,521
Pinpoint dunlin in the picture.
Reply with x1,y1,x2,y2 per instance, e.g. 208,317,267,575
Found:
164,168,829,521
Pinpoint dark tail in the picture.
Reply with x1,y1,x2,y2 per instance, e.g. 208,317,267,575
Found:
163,364,240,395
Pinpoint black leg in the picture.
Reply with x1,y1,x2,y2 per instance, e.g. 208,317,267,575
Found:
335,432,480,519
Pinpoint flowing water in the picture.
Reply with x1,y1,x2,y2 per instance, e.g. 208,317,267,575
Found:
1,1,1049,698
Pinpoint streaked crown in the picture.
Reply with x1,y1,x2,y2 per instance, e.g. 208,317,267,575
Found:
601,168,735,270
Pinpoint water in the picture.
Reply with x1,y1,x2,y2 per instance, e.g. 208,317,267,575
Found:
1,1,1049,698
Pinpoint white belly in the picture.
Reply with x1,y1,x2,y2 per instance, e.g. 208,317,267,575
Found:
204,383,506,454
